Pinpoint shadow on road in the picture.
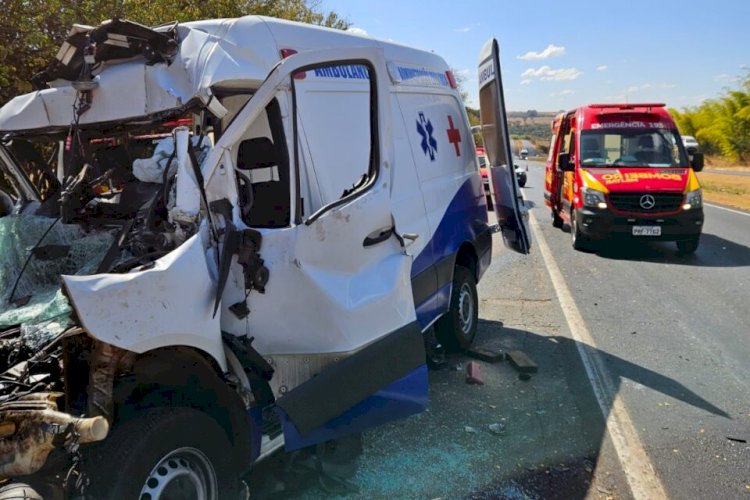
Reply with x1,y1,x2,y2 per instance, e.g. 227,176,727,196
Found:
564,232,750,268
248,320,728,499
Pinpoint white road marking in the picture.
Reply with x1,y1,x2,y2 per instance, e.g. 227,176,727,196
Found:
529,212,668,500
705,202,750,217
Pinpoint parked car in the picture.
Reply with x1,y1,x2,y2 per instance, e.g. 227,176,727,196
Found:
477,147,527,210
682,135,700,155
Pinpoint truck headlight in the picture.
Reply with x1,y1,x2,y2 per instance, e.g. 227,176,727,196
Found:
582,187,607,209
683,188,702,210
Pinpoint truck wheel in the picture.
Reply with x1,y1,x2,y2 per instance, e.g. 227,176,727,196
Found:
87,407,239,500
435,266,478,351
677,238,699,255
570,210,589,251
552,210,563,228
0,483,43,500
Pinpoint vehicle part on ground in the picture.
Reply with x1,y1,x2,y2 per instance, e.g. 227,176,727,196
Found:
435,266,478,350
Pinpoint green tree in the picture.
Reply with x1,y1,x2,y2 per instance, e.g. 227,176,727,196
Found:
0,0,348,105
671,72,750,162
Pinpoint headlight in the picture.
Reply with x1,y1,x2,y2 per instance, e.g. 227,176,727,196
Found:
683,188,702,210
582,187,607,209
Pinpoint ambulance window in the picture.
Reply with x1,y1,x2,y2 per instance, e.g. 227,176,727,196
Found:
291,62,375,216
235,99,291,228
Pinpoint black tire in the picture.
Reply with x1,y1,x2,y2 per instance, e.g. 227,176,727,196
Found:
0,483,43,500
571,210,589,251
552,209,563,228
435,266,478,351
517,174,527,188
86,407,239,500
677,238,699,254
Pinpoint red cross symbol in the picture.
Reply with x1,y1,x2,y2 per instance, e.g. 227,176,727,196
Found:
446,115,461,156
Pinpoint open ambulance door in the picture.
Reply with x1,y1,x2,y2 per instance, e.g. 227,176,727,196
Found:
478,39,531,254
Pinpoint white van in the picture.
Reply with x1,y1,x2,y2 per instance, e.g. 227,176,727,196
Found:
0,17,528,497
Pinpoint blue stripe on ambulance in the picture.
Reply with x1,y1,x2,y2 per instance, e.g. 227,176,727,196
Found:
411,176,490,328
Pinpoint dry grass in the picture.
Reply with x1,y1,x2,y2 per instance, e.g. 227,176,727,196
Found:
697,171,750,212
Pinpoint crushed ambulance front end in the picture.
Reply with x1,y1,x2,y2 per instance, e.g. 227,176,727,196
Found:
0,18,257,493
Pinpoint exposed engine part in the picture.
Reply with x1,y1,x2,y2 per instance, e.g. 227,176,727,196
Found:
0,393,108,477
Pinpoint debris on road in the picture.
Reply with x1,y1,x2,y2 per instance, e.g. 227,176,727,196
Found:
466,346,504,363
465,361,485,385
488,423,506,435
464,425,478,434
507,350,538,374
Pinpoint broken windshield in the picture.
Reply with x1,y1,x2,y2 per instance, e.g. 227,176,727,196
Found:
580,129,689,168
0,118,212,350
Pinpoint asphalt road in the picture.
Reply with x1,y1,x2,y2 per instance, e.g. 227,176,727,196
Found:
520,160,750,499
250,161,749,499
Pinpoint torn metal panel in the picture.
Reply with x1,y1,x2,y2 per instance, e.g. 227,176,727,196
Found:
62,233,227,371
0,17,279,133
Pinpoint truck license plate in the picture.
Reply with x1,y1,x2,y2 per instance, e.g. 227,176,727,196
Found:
632,226,661,236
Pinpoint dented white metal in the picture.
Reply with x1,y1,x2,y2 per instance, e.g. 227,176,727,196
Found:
62,233,227,370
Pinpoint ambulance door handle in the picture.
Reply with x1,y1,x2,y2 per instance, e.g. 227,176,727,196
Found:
363,226,395,247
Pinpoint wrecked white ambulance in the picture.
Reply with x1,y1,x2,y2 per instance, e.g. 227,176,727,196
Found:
0,17,529,498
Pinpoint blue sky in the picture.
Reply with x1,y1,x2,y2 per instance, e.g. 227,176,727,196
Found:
320,0,750,111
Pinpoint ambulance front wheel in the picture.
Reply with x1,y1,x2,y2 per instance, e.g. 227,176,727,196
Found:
436,266,478,351
571,210,590,251
86,407,239,500
677,237,699,255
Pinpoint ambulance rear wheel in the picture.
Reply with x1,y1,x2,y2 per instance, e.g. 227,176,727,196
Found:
677,238,699,255
436,266,478,351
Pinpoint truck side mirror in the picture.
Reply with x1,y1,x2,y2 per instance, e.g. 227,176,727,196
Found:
691,152,704,172
557,152,573,172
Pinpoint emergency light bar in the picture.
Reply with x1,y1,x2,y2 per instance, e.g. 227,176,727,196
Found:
589,103,665,110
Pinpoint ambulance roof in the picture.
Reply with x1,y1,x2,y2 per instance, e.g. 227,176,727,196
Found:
0,16,449,133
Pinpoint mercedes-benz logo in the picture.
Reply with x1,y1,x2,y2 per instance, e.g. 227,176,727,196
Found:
639,194,656,209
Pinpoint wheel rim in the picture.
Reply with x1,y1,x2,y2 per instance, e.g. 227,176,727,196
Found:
139,447,218,500
458,283,475,335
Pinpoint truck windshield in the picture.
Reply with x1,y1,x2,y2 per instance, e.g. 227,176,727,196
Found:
580,129,689,168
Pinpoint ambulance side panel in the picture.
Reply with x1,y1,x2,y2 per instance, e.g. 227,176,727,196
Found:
394,89,491,329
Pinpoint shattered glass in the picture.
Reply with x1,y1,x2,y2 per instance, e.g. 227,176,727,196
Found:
0,215,113,348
